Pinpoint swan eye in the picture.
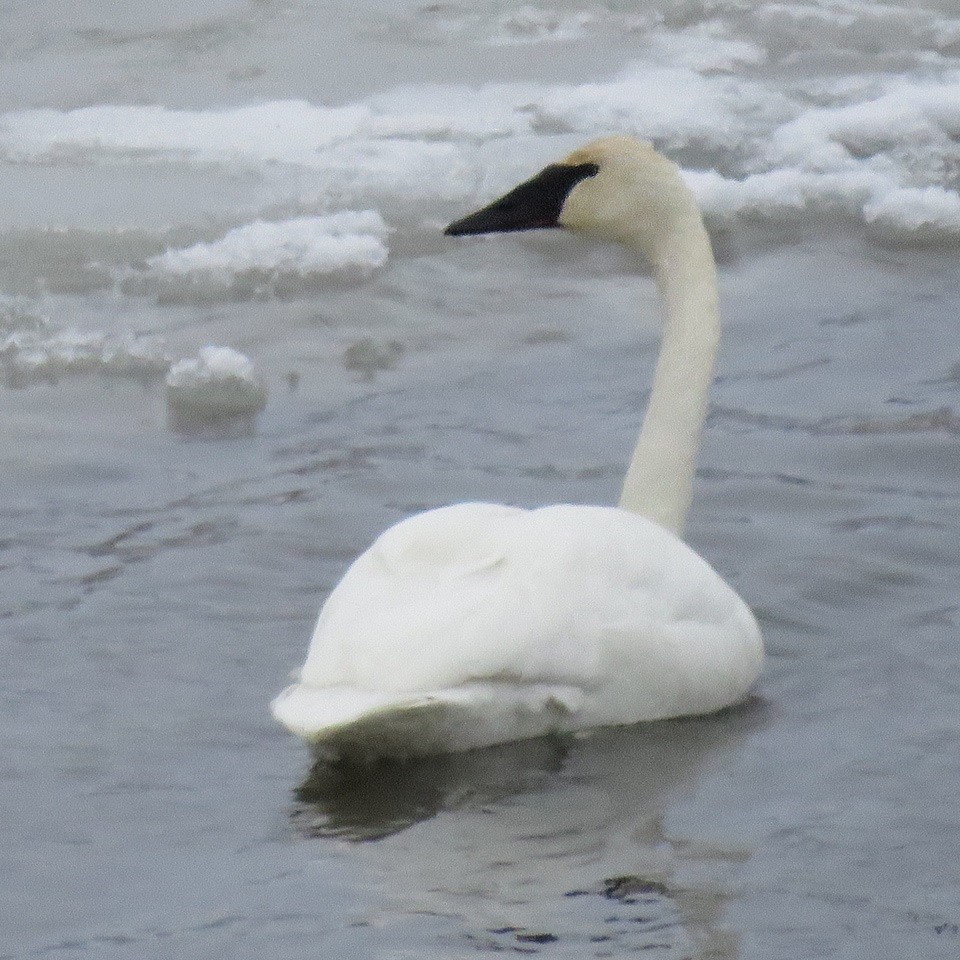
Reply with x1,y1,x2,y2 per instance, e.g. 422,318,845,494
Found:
445,162,599,236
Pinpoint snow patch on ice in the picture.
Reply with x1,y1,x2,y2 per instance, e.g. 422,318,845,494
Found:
146,212,389,283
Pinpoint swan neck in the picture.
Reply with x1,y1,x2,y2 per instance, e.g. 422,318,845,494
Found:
618,214,719,536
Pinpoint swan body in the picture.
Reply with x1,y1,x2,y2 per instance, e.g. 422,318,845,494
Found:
273,137,764,760
273,502,761,759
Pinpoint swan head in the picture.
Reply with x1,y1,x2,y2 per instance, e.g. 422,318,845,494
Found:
445,136,697,257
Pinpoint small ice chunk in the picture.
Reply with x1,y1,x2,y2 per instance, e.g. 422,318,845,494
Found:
165,346,267,421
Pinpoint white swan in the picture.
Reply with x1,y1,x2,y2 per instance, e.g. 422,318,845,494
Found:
272,136,763,760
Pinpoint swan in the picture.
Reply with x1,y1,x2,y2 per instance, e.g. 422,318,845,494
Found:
272,136,763,760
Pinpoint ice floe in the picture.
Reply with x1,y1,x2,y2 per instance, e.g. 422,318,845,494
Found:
145,212,389,286
0,297,169,385
0,3,959,247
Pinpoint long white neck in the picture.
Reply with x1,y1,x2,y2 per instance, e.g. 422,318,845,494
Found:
618,211,719,536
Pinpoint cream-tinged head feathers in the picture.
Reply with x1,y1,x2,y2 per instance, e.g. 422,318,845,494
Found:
556,136,701,259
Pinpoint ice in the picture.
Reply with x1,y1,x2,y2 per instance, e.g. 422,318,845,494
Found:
489,6,645,46
0,299,272,427
0,3,958,248
647,22,767,72
165,345,267,421
864,186,960,239
770,77,960,167
0,296,170,385
686,167,891,222
145,212,389,284
0,101,369,168
0,65,777,164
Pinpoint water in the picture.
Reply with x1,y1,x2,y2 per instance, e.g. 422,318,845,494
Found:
2,2,959,957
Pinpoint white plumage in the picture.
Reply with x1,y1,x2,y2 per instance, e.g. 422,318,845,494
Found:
273,504,761,758
272,137,764,759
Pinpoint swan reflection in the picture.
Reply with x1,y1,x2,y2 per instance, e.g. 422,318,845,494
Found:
292,734,568,842
291,699,770,956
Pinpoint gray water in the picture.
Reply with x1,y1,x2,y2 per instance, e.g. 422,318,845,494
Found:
2,2,960,958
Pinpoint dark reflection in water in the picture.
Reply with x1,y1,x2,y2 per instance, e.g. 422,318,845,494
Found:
290,700,772,957
292,734,570,841
166,406,262,438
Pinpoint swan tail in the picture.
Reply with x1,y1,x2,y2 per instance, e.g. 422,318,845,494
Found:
271,681,584,761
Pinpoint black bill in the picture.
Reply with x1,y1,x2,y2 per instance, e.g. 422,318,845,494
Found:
445,162,599,236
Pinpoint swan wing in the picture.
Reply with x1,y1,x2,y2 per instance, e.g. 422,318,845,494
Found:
271,681,584,760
